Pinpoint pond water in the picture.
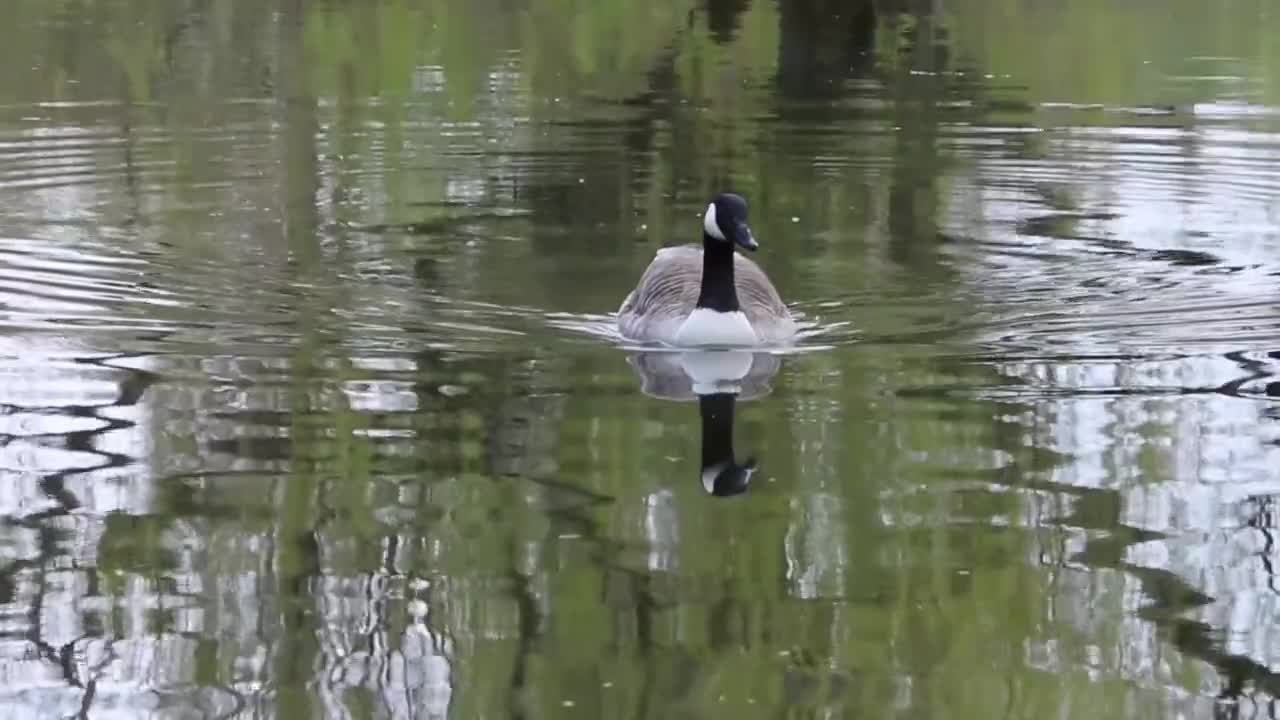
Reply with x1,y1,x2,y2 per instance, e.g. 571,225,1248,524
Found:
3,1,1280,718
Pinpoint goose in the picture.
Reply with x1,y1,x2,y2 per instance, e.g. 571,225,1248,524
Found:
617,193,797,346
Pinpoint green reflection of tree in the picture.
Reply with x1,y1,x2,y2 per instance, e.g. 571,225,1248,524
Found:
950,0,1280,108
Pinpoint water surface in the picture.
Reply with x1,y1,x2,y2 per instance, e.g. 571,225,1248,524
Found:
3,1,1280,718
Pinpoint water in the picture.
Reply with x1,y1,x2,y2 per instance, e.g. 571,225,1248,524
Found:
2,0,1280,717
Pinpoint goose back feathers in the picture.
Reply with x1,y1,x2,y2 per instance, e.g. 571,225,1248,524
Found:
617,245,795,345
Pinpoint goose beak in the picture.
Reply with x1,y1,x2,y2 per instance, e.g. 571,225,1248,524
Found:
735,224,758,251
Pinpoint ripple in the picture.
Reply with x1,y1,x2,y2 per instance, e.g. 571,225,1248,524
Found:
545,310,847,352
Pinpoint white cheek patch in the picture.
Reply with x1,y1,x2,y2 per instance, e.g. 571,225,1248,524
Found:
703,203,725,240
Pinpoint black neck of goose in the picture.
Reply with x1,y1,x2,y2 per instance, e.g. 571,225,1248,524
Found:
696,234,740,312
699,392,736,472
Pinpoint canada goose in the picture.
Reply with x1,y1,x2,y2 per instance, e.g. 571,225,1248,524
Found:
617,193,797,346
627,350,781,496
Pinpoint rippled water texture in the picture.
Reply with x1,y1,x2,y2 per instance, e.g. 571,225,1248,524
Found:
3,1,1280,718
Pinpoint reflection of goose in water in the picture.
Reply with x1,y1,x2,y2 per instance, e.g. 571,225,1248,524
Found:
627,351,781,496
